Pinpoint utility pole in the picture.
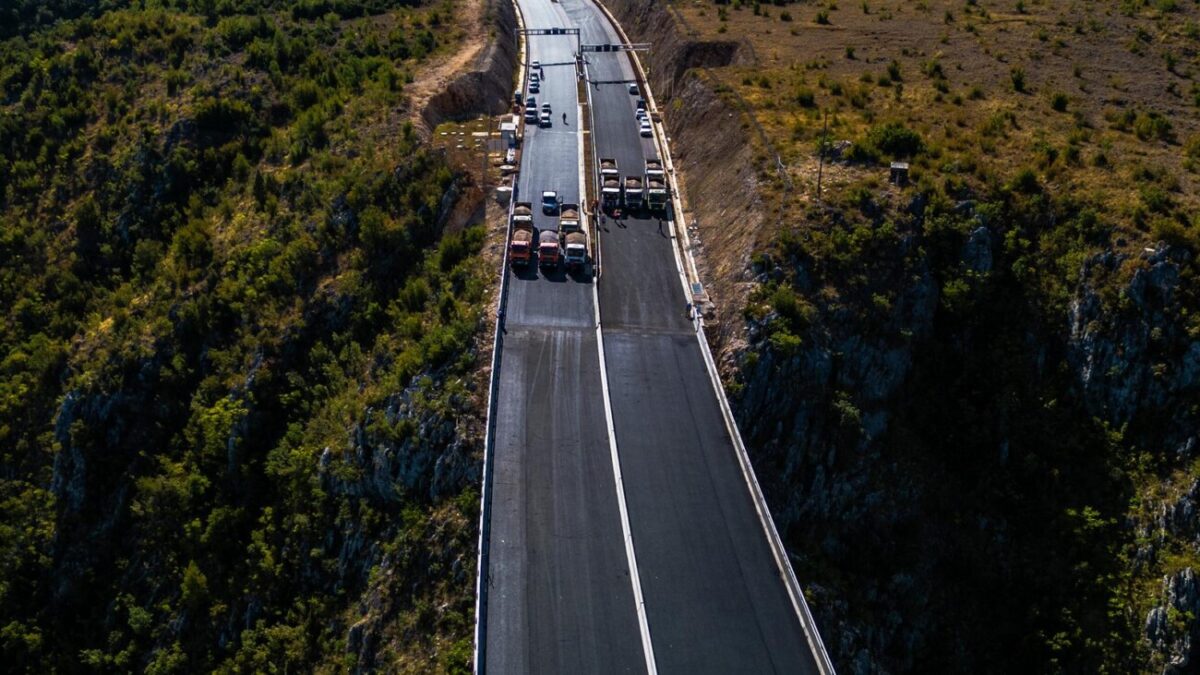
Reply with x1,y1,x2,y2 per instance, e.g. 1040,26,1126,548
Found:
816,109,828,204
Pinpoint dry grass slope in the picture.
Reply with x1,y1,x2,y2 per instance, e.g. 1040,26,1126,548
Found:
672,0,1200,245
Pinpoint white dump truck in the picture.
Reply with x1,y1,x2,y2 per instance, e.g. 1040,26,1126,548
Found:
645,158,668,211
558,202,587,271
623,174,644,210
600,158,621,212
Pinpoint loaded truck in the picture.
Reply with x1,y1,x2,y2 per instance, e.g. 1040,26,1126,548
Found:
623,175,645,211
509,201,535,266
559,202,588,271
538,229,561,270
645,158,668,211
599,158,621,212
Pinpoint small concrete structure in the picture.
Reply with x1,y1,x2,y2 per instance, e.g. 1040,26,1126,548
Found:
890,161,910,186
499,115,519,147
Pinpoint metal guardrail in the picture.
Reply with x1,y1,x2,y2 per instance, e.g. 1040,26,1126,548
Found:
471,0,527,669
471,185,517,675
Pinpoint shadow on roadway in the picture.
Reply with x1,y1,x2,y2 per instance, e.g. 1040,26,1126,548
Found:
511,263,539,281
568,265,595,284
540,265,569,283
510,261,594,284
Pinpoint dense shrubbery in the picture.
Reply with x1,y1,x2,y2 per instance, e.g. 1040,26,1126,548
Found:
1,0,428,39
747,164,1200,670
845,121,924,162
0,1,480,671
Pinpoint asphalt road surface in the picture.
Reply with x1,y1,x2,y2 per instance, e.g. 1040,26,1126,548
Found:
484,0,646,673
484,0,824,672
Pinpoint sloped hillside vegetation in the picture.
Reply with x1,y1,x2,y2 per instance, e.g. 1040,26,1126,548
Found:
0,0,485,671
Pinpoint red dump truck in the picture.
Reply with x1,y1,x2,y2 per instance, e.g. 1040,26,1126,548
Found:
600,158,621,212
538,228,561,269
559,202,588,271
509,201,534,266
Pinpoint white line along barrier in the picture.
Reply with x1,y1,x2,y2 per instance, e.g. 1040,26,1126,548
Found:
473,1,528,671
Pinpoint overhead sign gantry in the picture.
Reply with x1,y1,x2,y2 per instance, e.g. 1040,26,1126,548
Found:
580,43,650,52
521,27,581,56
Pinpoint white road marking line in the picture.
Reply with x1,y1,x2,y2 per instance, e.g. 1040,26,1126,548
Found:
594,295,659,675
582,47,659,675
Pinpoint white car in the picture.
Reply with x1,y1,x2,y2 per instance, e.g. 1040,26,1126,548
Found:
639,120,652,137
539,110,551,127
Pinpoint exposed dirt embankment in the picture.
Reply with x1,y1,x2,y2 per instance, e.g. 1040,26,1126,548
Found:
414,0,517,132
602,0,763,358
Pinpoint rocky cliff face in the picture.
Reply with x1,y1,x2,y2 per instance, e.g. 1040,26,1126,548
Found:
1069,245,1200,450
1147,568,1200,674
735,219,942,673
41,282,481,669
739,224,1199,671
321,376,479,672
323,380,477,504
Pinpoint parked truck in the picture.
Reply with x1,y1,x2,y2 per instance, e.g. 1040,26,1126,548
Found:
645,159,669,211
509,201,535,266
538,229,561,269
599,158,621,212
558,202,588,271
645,175,668,211
623,175,645,211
